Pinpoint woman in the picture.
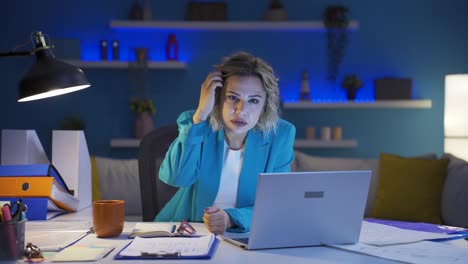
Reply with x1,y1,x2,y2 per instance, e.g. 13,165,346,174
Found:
156,51,296,234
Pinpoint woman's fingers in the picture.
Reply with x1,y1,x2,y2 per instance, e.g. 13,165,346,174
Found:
194,72,224,123
203,207,228,234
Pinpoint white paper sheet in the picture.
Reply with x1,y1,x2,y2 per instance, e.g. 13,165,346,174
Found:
360,221,456,246
332,241,468,264
119,234,215,257
26,220,92,251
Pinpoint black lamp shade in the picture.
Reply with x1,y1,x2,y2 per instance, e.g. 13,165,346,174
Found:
18,48,90,102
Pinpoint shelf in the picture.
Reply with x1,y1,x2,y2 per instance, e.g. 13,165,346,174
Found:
66,60,187,69
283,100,432,109
294,139,358,148
110,138,140,148
109,20,359,32
110,138,357,149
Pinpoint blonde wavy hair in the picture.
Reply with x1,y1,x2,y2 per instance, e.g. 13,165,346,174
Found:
209,51,280,135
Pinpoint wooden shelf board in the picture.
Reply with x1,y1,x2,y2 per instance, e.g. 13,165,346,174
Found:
110,138,141,148
283,100,432,109
66,60,187,69
294,139,358,148
109,20,359,31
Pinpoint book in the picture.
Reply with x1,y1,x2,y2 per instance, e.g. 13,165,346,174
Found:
128,222,185,238
115,234,218,259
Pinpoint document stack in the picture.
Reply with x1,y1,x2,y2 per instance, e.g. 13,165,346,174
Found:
0,164,79,220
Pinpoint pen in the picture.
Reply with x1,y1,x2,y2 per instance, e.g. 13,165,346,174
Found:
171,224,176,233
141,252,181,258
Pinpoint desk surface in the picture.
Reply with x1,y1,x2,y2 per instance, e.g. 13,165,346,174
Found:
28,208,467,264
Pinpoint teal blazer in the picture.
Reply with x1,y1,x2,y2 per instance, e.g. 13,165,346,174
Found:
156,110,296,232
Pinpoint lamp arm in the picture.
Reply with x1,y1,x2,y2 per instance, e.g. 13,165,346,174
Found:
0,50,33,57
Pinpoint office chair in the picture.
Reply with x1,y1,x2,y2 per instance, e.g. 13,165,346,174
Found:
138,124,179,222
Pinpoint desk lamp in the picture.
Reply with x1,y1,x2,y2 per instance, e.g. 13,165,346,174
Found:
0,31,90,102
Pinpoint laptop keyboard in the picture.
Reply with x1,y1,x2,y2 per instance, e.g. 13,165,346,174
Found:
233,237,249,244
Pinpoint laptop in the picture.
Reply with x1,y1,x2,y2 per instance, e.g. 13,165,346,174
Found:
220,170,371,250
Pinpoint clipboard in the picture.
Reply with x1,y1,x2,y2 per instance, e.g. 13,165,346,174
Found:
114,236,219,260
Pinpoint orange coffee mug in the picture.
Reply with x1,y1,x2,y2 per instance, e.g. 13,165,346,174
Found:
93,200,125,238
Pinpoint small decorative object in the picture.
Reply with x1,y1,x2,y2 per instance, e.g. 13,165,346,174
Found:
143,0,152,20
59,116,86,130
100,40,107,60
165,34,179,61
332,126,343,140
185,1,227,21
135,47,149,64
375,78,412,100
321,126,331,141
264,0,288,21
299,70,311,101
306,127,315,140
130,98,156,139
129,0,143,20
129,48,150,105
323,5,349,83
341,74,363,101
112,40,119,61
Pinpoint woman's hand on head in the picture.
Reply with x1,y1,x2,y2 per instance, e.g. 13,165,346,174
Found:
193,72,223,124
203,206,232,234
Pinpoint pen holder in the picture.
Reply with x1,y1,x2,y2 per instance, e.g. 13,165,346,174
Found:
0,220,26,260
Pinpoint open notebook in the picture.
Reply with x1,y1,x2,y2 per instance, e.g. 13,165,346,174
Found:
128,222,203,238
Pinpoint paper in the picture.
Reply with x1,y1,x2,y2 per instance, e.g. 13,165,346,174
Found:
360,221,456,246
26,220,92,232
26,231,90,251
365,218,467,234
51,246,114,262
119,234,215,257
332,241,468,264
26,220,92,251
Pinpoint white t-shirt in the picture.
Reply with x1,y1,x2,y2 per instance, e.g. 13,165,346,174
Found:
213,141,244,209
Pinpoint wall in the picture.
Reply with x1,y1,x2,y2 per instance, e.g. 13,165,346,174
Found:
1,0,468,159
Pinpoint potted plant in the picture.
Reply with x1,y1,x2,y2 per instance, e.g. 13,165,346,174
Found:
130,98,156,139
323,5,349,84
341,74,363,101
59,116,86,130
264,0,288,21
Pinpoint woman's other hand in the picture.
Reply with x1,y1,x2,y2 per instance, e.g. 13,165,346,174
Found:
203,206,232,234
193,72,223,124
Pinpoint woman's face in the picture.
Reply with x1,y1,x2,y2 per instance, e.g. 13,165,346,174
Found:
221,75,266,139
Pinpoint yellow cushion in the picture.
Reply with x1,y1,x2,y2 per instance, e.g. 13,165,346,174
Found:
90,156,102,201
371,153,448,224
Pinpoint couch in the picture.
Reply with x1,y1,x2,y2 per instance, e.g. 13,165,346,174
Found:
91,150,468,227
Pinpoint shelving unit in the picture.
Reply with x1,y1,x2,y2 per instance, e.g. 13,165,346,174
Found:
66,60,187,69
109,20,359,31
283,100,432,109
294,139,358,148
110,138,358,149
110,138,141,148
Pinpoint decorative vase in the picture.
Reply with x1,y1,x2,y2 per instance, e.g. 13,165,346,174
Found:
143,0,152,20
135,47,149,64
345,87,359,101
165,34,179,61
134,112,154,139
129,0,143,20
264,9,288,21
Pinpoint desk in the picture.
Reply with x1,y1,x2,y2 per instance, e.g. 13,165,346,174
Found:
28,208,467,264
